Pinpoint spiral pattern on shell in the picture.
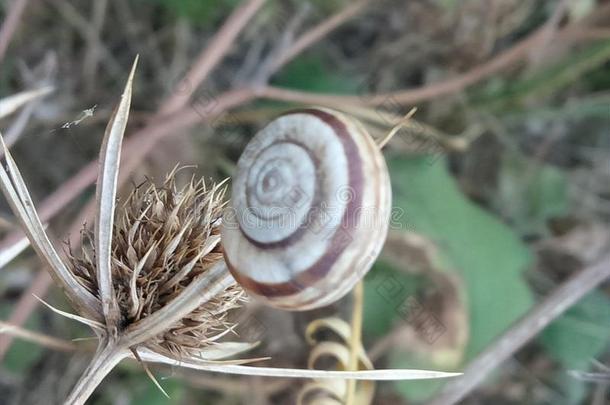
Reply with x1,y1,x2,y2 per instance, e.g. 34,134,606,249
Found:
221,108,391,310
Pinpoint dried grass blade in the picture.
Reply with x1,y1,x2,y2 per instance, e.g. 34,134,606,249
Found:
0,133,102,321
0,86,53,119
136,349,461,380
95,56,138,329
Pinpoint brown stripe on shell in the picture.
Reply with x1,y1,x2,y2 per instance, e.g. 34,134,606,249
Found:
285,117,391,310
238,139,321,249
225,108,364,300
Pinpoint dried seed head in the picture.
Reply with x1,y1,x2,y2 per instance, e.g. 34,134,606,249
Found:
68,169,244,357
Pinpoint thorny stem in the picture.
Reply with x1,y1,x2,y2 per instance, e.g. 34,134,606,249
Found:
65,339,128,405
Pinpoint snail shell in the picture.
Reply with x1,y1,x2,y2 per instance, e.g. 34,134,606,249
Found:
221,108,391,310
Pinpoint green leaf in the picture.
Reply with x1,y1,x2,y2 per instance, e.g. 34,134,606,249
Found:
272,55,361,94
133,379,185,405
541,291,610,368
309,0,352,14
363,261,425,339
97,373,186,405
496,154,568,236
539,290,610,404
382,156,534,400
152,0,240,26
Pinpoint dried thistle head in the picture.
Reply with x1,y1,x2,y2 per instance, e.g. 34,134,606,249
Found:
0,59,258,403
68,170,244,358
0,58,459,405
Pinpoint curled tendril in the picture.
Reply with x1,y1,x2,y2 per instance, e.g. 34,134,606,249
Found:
298,317,375,405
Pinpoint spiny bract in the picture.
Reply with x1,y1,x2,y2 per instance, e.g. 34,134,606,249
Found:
68,170,244,357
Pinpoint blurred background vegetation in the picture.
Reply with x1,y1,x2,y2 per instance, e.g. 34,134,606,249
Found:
0,0,609,404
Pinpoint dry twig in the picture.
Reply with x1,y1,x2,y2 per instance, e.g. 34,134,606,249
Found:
426,253,610,405
0,0,30,63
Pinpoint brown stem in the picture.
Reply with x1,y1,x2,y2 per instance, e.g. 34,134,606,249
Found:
0,268,53,359
267,0,371,75
65,339,128,405
159,0,266,115
0,320,77,352
257,12,606,108
0,0,30,63
426,253,610,405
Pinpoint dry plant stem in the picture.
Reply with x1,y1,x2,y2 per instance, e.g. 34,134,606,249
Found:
267,0,371,75
426,253,610,405
47,0,122,78
526,0,568,68
65,339,129,405
0,0,29,63
83,0,108,93
256,14,586,107
0,320,77,352
0,270,51,359
159,0,266,115
63,262,238,403
0,234,30,269
345,281,364,405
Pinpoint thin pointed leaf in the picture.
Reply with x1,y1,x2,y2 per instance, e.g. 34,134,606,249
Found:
0,87,53,119
33,295,105,332
132,349,171,399
95,56,138,327
0,134,102,321
136,349,461,380
195,342,260,360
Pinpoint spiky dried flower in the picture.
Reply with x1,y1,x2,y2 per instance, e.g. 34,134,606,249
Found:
0,58,459,405
68,171,245,358
0,59,260,404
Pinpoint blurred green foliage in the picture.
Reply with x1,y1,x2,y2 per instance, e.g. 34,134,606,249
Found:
497,154,568,236
540,291,610,403
363,156,535,400
2,308,43,373
151,0,240,26
274,55,361,94
475,40,610,108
